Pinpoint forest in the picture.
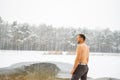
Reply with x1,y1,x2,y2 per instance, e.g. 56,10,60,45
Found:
0,17,120,53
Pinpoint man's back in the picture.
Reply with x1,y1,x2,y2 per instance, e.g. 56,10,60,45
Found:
76,43,89,64
77,43,89,64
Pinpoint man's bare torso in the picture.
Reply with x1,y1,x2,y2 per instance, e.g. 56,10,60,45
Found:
76,43,89,64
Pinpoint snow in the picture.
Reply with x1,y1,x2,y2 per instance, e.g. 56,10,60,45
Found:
17,39,23,43
7,34,13,38
18,31,24,34
0,50,120,79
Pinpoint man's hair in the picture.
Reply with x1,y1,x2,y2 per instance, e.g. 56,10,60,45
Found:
78,34,86,41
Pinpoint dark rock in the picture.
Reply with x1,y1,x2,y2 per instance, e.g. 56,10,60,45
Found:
0,62,60,80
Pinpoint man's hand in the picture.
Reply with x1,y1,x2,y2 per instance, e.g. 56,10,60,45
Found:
70,68,75,75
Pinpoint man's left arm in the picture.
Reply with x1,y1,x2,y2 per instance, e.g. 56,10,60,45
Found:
71,45,82,74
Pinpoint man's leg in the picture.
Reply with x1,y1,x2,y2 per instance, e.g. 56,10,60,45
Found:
71,65,86,80
81,66,89,80
71,73,82,80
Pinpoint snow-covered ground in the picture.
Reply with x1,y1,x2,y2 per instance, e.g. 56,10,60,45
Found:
0,50,120,79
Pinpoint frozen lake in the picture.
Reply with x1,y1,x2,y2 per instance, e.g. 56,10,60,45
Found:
0,50,120,79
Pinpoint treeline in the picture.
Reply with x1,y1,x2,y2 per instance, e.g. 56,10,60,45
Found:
0,17,120,53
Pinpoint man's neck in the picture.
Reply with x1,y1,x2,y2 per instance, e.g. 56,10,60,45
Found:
80,41,85,44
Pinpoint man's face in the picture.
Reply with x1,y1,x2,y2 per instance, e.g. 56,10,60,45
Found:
76,35,82,44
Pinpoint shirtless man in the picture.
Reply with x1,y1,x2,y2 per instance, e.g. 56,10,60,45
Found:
71,34,89,80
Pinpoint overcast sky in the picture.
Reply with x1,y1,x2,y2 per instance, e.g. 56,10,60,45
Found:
0,0,120,30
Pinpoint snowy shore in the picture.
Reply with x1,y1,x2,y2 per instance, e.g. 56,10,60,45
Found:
0,50,120,79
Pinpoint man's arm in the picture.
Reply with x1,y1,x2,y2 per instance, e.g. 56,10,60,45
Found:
71,45,82,74
87,47,89,62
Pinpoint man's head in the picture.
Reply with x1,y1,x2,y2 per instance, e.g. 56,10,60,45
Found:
76,34,86,44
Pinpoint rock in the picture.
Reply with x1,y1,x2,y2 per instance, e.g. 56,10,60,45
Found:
0,62,60,80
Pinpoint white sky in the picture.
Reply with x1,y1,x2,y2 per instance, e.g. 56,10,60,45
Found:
0,0,120,30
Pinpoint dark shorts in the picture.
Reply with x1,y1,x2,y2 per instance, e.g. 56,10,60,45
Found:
71,64,89,80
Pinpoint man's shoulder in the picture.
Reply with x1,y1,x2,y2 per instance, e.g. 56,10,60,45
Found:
77,44,84,49
77,43,85,46
77,43,89,48
77,44,82,47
